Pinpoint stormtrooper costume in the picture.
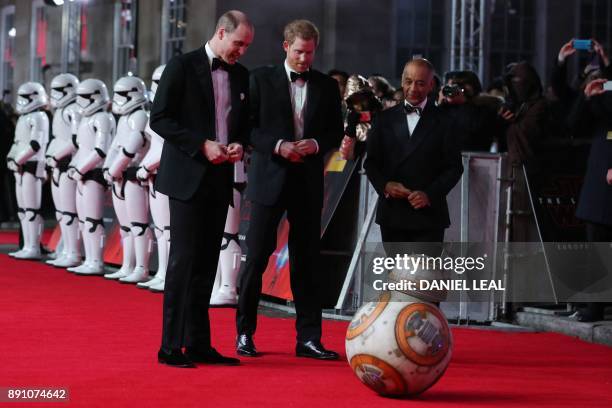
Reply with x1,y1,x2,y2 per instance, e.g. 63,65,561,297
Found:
136,65,170,292
102,76,151,284
67,79,115,275
6,82,49,260
209,161,246,305
45,73,82,268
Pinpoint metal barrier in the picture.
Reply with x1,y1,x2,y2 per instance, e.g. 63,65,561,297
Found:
335,152,514,322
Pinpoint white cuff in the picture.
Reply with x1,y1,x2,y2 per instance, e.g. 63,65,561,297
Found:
274,139,285,155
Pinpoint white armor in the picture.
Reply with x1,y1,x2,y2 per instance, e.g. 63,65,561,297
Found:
136,122,169,291
210,161,246,305
136,65,171,292
7,82,49,260
67,79,115,275
46,73,82,267
103,76,151,283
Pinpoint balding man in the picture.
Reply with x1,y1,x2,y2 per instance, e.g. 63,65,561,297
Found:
364,59,463,254
151,10,254,368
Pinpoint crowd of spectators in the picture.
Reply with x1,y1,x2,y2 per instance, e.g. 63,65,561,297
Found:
330,39,611,321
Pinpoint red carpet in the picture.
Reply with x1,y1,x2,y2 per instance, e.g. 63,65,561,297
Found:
0,229,53,246
1,252,612,407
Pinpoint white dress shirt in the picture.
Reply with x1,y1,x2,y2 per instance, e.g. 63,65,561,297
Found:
205,42,231,146
286,60,307,141
405,97,428,136
274,60,318,155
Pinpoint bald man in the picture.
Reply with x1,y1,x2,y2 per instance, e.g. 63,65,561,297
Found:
151,10,254,368
364,59,463,254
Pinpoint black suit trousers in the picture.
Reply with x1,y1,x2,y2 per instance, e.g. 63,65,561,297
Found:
161,165,231,351
581,222,612,316
380,226,444,258
237,167,322,342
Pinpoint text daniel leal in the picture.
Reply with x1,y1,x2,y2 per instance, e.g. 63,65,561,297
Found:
373,279,506,291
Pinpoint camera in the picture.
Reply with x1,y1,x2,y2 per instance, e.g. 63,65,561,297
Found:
442,84,464,97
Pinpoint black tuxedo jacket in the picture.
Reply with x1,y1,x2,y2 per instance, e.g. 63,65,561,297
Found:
573,93,612,226
245,65,343,208
364,102,463,230
150,47,250,201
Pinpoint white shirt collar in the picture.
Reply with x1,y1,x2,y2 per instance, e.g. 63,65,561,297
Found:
204,42,217,67
405,97,428,111
284,60,309,82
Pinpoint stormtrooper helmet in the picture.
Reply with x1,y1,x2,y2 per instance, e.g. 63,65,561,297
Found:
76,79,110,117
50,73,79,109
112,76,147,115
16,82,48,115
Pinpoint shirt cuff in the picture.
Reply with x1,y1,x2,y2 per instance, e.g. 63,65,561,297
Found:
310,139,319,154
274,139,284,155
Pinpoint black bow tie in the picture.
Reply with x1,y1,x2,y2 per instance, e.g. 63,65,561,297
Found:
404,103,422,116
211,58,230,72
290,71,310,82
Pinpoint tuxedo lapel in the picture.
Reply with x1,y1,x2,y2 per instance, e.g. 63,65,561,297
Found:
304,73,321,137
390,105,411,157
271,65,295,138
191,47,215,133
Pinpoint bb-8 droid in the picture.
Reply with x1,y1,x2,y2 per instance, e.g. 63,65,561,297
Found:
345,290,452,397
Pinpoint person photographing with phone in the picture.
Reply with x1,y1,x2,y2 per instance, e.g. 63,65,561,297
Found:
551,38,612,125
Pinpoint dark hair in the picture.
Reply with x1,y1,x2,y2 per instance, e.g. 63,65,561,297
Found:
284,19,319,46
486,77,505,93
444,70,482,97
368,75,395,98
328,69,349,81
432,73,441,88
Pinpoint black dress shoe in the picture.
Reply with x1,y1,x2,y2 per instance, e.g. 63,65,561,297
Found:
568,310,603,322
236,334,258,357
157,348,196,368
185,347,240,365
296,340,339,360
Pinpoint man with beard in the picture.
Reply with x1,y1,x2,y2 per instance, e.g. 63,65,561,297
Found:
236,20,343,360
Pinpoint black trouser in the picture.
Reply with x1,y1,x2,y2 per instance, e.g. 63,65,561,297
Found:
0,170,16,221
380,226,445,257
237,171,322,342
586,221,612,242
161,167,231,351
